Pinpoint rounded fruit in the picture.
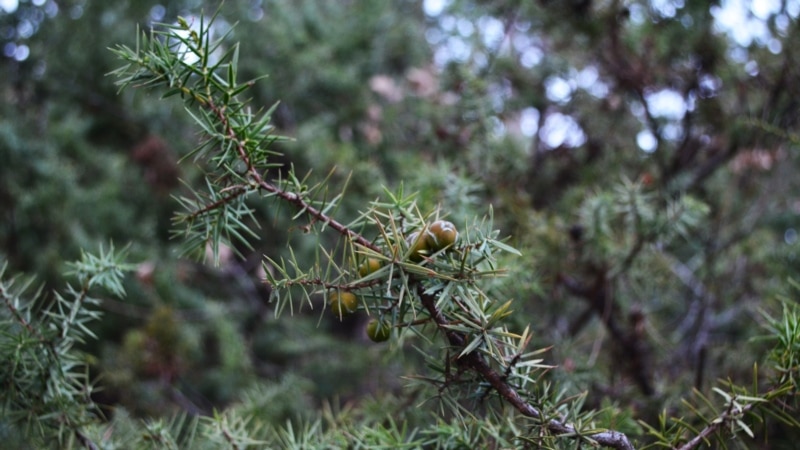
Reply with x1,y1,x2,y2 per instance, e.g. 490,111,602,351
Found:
358,258,383,277
426,220,458,251
329,291,358,317
366,319,391,342
406,231,430,262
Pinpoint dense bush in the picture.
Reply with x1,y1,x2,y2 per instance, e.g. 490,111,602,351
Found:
2,1,800,448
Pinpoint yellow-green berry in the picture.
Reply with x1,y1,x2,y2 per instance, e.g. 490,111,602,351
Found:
426,220,458,251
329,291,358,318
366,319,391,342
406,231,430,262
358,258,383,277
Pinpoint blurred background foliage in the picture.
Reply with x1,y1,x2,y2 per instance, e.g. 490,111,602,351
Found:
2,0,800,446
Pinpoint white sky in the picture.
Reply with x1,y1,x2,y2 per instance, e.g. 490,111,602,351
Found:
0,0,16,13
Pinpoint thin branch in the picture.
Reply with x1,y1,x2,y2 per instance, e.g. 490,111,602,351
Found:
186,185,250,220
75,429,99,450
201,96,381,254
676,400,757,450
0,281,37,335
416,284,636,450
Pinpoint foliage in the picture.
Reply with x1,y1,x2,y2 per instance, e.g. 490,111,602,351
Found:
0,245,133,448
2,1,800,449
108,13,607,447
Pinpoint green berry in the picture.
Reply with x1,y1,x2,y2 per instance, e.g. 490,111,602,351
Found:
358,258,383,277
329,291,358,318
366,319,391,342
406,231,430,262
426,220,458,251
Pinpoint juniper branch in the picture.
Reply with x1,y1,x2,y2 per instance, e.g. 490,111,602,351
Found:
209,99,379,252
185,184,250,220
110,18,636,449
675,402,756,450
415,283,635,450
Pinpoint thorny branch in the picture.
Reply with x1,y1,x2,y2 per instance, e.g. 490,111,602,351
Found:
204,94,381,254
415,284,635,450
676,398,757,450
118,26,636,450
1,274,103,450
185,184,249,220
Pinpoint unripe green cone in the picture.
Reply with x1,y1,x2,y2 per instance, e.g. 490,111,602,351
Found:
329,291,358,318
426,220,458,251
406,231,430,262
366,319,391,342
358,258,383,277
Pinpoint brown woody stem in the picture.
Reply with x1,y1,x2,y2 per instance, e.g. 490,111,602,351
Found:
415,284,635,450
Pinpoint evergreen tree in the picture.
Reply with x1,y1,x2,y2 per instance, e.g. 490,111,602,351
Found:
2,1,800,448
